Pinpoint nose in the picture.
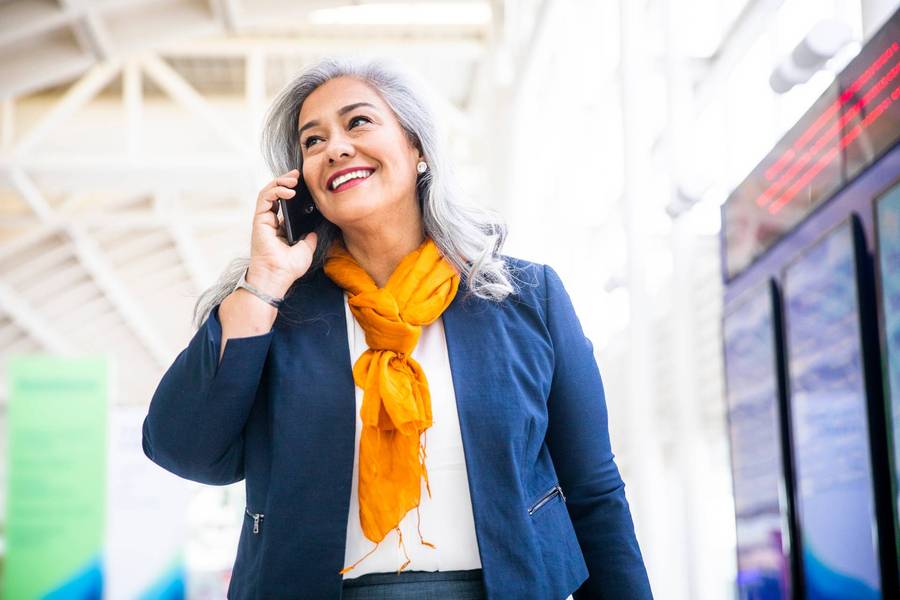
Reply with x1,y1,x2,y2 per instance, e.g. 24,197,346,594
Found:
326,133,355,164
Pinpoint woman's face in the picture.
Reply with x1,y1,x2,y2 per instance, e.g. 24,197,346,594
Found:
297,76,422,230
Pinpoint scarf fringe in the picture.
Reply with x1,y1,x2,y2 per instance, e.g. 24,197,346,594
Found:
338,499,438,575
339,540,381,575
419,429,432,499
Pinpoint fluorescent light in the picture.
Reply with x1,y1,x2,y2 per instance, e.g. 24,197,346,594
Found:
308,2,491,26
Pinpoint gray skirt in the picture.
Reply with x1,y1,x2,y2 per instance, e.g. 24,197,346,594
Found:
341,569,486,600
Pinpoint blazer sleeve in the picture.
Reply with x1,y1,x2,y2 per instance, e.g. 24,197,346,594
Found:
542,264,653,599
142,303,274,485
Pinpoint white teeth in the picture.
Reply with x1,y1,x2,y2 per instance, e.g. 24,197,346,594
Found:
331,169,373,190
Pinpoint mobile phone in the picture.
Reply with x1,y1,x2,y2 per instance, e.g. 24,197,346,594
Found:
279,172,323,245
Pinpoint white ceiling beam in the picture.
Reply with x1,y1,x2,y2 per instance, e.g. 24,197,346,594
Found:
8,166,53,221
158,34,485,59
0,155,253,194
67,224,173,367
58,0,115,59
56,191,99,214
0,55,97,103
0,211,245,230
168,221,216,294
155,189,216,294
78,11,116,59
0,2,72,48
245,49,271,187
2,244,72,288
213,0,241,32
1,98,14,150
13,60,122,157
0,280,73,355
140,54,251,157
0,224,60,262
0,154,248,171
7,167,173,367
123,59,143,159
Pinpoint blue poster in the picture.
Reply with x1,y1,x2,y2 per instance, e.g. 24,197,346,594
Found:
724,284,791,600
783,222,881,599
875,182,900,528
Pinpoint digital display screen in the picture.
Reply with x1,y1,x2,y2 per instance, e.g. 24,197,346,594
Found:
723,283,791,599
723,9,900,280
875,180,900,527
783,221,882,599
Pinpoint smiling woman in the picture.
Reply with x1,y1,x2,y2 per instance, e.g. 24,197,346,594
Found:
295,76,426,279
142,56,652,600
190,56,514,330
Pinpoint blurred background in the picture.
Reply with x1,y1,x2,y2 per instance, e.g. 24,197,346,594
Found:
1,0,899,598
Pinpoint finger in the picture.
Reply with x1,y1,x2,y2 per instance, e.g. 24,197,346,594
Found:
254,206,281,231
267,171,299,190
266,185,297,200
258,172,299,203
299,231,318,253
272,174,299,189
256,185,296,215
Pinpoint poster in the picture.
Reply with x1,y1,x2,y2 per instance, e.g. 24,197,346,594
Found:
3,356,108,599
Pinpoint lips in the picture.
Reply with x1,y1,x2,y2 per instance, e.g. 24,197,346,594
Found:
326,166,375,191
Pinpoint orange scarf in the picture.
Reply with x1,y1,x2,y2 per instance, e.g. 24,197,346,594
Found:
323,235,460,575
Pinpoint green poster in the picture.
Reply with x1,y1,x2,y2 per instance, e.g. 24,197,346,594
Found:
3,356,108,600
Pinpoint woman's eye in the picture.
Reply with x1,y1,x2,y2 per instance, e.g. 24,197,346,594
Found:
349,115,371,128
303,116,370,149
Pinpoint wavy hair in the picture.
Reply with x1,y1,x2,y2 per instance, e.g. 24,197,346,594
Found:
193,56,518,329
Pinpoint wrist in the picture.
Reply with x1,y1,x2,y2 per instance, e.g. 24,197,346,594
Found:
245,263,293,298
233,267,288,310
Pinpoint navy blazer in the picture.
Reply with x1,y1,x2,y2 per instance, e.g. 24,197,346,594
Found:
142,257,652,599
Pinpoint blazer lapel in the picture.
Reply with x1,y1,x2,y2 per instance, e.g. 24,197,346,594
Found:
441,279,541,594
441,281,501,562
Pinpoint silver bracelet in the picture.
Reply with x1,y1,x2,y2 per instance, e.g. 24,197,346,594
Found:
234,268,285,309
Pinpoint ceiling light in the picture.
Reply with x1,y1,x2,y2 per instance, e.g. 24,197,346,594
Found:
308,2,491,26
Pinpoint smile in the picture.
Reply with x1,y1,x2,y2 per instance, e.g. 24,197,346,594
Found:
329,168,375,192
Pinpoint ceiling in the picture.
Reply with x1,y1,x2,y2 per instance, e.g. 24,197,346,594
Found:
0,0,532,404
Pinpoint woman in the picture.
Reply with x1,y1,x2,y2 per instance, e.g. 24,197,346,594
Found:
142,56,652,600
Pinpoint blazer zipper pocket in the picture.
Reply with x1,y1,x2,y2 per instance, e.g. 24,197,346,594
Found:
528,483,566,516
246,507,265,534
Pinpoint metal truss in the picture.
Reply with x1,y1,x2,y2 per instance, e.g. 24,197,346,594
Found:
0,1,520,380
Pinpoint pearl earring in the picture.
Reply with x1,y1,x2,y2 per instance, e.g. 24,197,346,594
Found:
416,161,428,174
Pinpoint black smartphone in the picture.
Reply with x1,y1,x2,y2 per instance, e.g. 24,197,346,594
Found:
279,172,323,245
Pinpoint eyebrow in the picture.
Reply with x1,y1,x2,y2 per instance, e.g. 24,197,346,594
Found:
298,102,378,136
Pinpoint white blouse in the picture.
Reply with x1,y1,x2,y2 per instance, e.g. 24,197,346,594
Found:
341,291,483,579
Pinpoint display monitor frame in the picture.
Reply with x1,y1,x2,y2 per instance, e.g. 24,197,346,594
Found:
781,214,886,598
722,279,798,600
871,176,900,575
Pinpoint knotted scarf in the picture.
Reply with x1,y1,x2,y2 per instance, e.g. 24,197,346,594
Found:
323,235,460,575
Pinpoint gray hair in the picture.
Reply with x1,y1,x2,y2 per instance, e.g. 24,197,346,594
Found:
193,56,518,329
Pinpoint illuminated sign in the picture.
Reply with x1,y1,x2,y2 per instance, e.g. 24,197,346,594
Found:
723,8,900,280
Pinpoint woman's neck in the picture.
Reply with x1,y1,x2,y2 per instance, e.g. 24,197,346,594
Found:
341,226,426,288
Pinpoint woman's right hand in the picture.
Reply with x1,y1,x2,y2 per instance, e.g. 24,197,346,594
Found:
248,168,319,296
